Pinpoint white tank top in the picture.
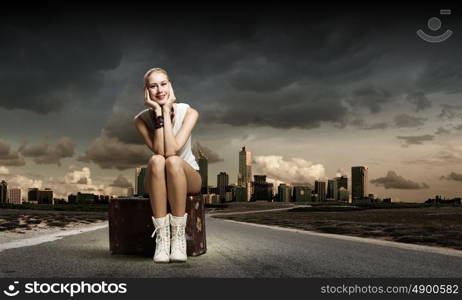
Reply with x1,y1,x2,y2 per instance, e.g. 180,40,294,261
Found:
134,103,200,170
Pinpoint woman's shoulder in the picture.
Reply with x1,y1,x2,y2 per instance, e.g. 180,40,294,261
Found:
178,102,198,115
133,108,155,130
177,102,190,109
133,108,151,120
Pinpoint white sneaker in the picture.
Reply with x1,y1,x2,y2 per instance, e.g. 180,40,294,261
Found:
151,214,170,263
169,213,188,262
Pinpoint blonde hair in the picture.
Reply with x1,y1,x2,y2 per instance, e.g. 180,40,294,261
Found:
144,67,170,87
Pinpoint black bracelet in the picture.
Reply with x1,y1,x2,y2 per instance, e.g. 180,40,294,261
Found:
154,115,164,129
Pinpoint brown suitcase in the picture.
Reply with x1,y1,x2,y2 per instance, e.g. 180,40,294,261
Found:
109,194,206,257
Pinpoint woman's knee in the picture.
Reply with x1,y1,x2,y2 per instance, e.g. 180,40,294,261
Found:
165,155,183,173
148,155,166,174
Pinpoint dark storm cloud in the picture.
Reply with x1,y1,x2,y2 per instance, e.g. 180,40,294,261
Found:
347,86,392,114
440,172,462,182
439,104,462,120
435,127,451,135
406,92,432,112
110,175,133,188
370,171,429,190
103,110,141,145
3,5,462,132
403,146,462,166
454,123,462,130
0,140,26,166
0,11,122,114
116,9,390,129
394,114,427,128
397,134,434,146
77,136,151,170
18,137,75,166
363,122,389,130
192,142,224,164
203,88,348,129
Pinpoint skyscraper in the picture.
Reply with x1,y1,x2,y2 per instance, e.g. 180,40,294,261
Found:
336,175,348,202
217,172,229,201
278,184,292,202
238,146,251,185
238,146,252,201
8,188,21,204
135,167,148,197
198,150,209,194
0,180,7,203
293,185,312,202
352,166,368,201
315,180,327,202
252,175,273,201
28,188,39,203
337,175,347,189
327,179,338,200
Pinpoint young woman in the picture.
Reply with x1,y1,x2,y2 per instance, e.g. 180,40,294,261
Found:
133,67,201,263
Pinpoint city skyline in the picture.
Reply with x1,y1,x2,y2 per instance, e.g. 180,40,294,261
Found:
1,5,461,202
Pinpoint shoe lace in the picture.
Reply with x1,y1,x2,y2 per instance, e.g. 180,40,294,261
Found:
152,225,169,254
171,224,186,251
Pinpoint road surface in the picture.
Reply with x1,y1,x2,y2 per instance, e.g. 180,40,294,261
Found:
1,215,461,277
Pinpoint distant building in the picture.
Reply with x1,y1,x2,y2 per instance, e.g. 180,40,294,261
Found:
234,186,248,202
38,188,53,204
28,188,39,202
352,166,368,201
382,198,392,203
97,194,110,204
135,167,148,197
0,180,7,203
315,180,327,202
278,184,292,202
28,188,53,204
198,150,209,194
203,193,220,205
225,191,233,202
238,146,252,201
425,196,461,206
327,179,338,200
217,172,229,201
252,175,273,201
336,176,348,201
8,188,21,204
293,185,311,202
127,187,134,197
311,193,319,202
68,194,77,204
209,186,218,195
339,187,349,202
75,192,97,204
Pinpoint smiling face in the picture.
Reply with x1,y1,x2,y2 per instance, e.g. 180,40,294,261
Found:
145,71,171,106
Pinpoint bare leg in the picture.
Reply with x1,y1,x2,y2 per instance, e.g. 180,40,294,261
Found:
146,155,168,218
165,156,202,217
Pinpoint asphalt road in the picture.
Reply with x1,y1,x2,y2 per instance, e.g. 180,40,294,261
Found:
1,215,461,278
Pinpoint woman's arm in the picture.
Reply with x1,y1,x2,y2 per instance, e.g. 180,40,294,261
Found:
163,107,199,157
151,108,165,155
133,108,165,155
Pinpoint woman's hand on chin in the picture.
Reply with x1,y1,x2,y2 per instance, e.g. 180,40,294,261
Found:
144,87,162,111
163,84,177,111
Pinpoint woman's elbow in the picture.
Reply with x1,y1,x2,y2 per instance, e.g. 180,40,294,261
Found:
151,146,165,156
164,151,177,158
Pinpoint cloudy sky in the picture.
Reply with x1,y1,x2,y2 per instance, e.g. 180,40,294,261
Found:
1,3,461,202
